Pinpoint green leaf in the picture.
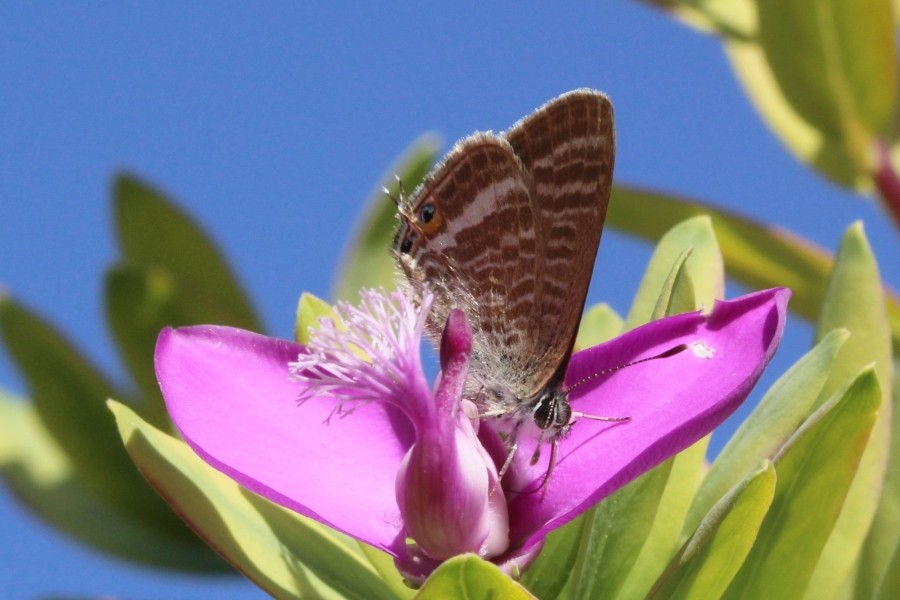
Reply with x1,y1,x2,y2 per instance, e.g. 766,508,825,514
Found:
649,461,776,600
722,368,882,599
762,0,894,167
863,359,900,600
332,136,439,301
623,215,723,329
727,40,863,188
650,247,696,320
575,303,623,349
637,0,758,40
520,512,588,599
616,438,709,600
0,392,227,571
806,223,893,598
606,185,900,355
570,458,674,599
683,328,848,536
614,240,714,598
725,0,897,190
416,554,535,599
105,265,195,429
114,174,261,331
110,401,399,600
296,292,337,344
358,544,417,600
873,537,900,600
0,298,182,530
573,224,715,598
108,176,265,427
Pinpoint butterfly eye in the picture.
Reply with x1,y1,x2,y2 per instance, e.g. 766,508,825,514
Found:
419,203,436,223
533,393,571,430
416,203,443,235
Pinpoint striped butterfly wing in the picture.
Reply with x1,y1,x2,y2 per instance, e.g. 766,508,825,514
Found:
393,89,615,404
504,90,615,393
394,135,543,395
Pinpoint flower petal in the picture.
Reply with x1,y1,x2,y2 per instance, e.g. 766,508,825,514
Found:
506,288,790,549
156,325,415,555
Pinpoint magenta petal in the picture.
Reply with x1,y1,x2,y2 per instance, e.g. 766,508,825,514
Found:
507,288,790,548
156,325,414,555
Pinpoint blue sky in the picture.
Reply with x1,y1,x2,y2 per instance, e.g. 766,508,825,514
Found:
1,4,897,598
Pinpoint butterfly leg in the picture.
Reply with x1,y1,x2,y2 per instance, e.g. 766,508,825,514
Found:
493,426,521,495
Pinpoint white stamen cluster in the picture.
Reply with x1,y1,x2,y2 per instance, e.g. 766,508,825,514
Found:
289,289,432,414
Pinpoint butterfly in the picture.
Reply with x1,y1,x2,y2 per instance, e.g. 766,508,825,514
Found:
392,89,616,474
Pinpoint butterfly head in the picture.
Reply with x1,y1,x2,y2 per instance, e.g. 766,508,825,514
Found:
531,386,573,438
480,380,574,442
393,193,444,252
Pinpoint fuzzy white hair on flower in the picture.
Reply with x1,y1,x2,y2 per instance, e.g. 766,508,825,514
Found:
289,288,433,416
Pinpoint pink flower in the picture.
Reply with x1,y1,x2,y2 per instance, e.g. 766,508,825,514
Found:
156,287,788,582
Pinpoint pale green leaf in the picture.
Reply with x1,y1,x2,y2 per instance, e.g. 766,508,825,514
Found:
806,223,893,599
854,356,900,599
758,0,895,157
649,461,776,600
607,185,900,356
296,292,337,344
575,303,623,349
624,215,723,329
358,544,417,600
725,0,897,190
873,537,900,600
0,392,226,571
520,513,588,599
726,40,864,189
650,247,696,320
684,329,848,536
723,368,881,599
637,0,758,40
570,459,674,599
616,438,709,600
416,555,535,599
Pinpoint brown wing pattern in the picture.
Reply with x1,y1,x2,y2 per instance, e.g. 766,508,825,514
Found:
505,90,615,393
394,136,541,374
393,89,615,402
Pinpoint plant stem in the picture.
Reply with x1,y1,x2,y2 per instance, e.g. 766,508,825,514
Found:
873,141,900,233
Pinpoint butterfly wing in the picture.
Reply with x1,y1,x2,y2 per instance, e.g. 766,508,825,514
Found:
394,135,543,387
394,90,615,401
504,89,615,392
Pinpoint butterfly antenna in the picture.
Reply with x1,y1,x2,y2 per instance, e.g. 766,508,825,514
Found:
568,343,689,424
568,343,689,392
571,412,632,423
383,175,406,207
382,186,400,207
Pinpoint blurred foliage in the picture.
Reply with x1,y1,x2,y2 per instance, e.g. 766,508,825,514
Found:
3,1,900,595
0,174,262,573
641,0,900,224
